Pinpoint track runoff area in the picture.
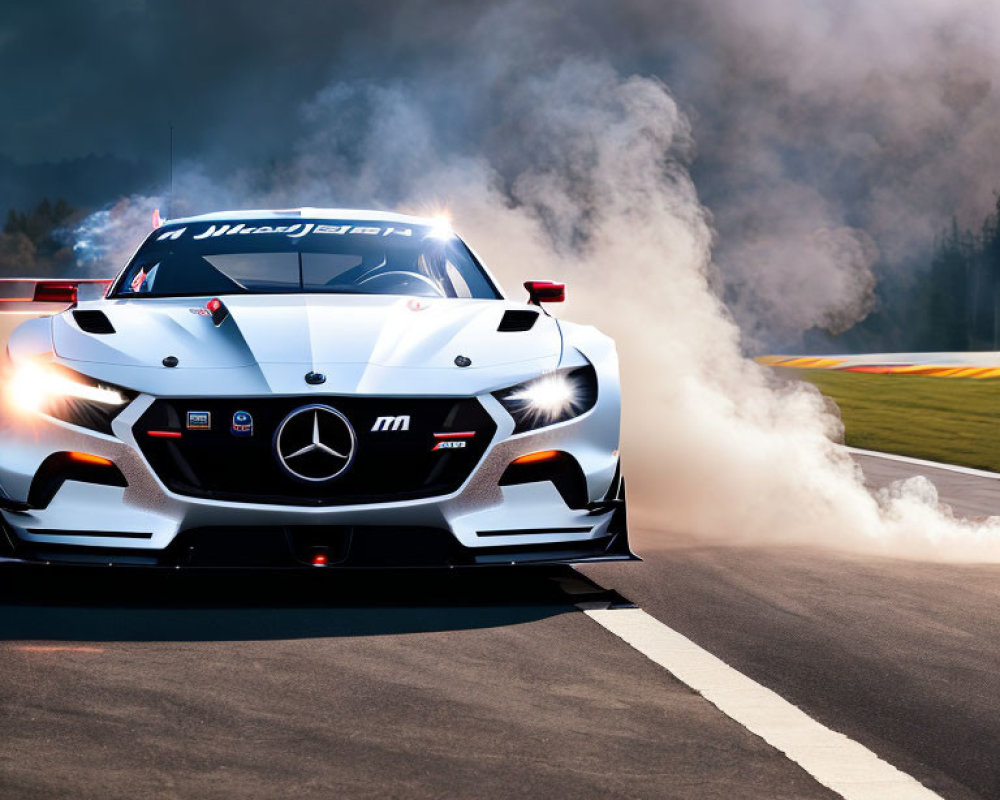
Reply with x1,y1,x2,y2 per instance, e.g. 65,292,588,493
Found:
4,449,997,800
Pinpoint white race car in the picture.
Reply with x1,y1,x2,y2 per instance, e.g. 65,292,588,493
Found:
0,209,632,568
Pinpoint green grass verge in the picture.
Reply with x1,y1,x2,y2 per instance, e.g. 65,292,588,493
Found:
791,369,1000,472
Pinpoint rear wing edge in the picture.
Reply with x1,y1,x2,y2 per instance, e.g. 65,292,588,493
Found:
0,278,112,312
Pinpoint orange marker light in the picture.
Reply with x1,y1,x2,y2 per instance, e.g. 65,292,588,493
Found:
511,450,560,466
67,452,114,467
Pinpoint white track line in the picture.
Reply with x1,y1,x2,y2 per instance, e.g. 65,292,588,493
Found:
583,606,942,800
846,446,1000,480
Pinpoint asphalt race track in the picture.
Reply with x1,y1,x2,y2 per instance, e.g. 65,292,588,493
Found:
2,452,1000,799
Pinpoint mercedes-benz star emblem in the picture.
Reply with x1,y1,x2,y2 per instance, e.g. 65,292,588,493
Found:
274,404,356,482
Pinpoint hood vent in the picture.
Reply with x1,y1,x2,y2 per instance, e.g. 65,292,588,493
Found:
498,310,539,332
72,310,115,335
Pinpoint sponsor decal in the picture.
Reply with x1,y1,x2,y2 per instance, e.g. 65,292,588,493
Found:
156,227,186,241
188,307,212,316
165,223,414,241
371,415,410,432
231,410,253,436
407,298,429,311
186,411,211,431
431,431,475,451
433,440,466,451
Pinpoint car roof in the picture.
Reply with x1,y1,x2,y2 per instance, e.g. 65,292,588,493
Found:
166,208,443,227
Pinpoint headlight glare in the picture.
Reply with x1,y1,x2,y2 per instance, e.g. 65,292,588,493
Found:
5,361,135,435
494,364,597,433
508,373,576,416
9,362,127,411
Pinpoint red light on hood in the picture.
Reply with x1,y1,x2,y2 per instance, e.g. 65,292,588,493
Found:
206,298,222,313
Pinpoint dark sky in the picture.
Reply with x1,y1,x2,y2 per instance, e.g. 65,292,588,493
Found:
0,1,490,167
0,1,691,214
1,1,667,211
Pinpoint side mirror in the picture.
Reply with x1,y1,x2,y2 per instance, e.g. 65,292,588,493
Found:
524,280,565,305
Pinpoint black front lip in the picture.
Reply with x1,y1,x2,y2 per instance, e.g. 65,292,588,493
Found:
0,525,638,569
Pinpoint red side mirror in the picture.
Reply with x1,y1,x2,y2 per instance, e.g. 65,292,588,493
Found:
524,280,565,305
33,282,78,306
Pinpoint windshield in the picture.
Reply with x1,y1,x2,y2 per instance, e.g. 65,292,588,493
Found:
111,219,501,300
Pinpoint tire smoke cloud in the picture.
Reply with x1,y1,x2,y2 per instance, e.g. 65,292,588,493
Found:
624,0,1000,349
72,1,1000,560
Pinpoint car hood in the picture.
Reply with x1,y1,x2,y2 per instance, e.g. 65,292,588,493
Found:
46,294,563,396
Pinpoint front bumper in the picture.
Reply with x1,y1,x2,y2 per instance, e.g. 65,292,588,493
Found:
0,390,636,568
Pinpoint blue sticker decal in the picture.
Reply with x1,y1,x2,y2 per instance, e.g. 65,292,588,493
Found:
231,410,253,436
186,411,211,431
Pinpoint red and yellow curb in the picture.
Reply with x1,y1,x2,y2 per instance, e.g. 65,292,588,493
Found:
757,356,1000,380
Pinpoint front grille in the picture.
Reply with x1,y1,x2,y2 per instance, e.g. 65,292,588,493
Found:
134,395,496,505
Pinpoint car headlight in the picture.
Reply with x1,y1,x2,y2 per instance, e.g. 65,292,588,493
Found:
5,361,136,435
493,364,597,433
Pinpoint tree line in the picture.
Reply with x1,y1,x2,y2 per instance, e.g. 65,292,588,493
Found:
814,196,1000,353
0,198,80,277
916,197,1000,350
